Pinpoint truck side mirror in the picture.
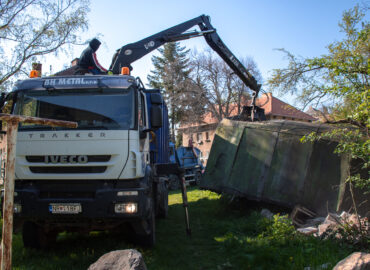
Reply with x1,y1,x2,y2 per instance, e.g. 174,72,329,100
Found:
150,93,162,105
150,105,162,129
149,92,163,129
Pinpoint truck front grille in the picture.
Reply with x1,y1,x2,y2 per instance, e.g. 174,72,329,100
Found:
29,166,107,174
39,191,95,199
26,155,111,163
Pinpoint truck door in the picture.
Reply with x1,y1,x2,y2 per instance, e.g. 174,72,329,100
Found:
138,91,150,163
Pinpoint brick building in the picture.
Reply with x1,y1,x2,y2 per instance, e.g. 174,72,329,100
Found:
178,93,317,165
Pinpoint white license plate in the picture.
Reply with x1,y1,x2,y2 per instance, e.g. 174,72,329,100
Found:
49,203,82,214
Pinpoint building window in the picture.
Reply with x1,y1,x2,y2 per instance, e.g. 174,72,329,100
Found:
196,133,203,143
205,131,210,141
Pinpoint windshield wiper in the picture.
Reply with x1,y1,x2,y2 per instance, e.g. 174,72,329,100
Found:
19,126,53,131
77,125,109,130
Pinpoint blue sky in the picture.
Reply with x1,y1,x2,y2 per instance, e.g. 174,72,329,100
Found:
47,0,365,102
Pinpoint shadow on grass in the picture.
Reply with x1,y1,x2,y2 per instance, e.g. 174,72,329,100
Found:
11,188,353,270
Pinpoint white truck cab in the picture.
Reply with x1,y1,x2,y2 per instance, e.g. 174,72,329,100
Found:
2,75,170,247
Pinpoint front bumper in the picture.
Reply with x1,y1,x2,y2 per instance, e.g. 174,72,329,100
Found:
5,179,151,231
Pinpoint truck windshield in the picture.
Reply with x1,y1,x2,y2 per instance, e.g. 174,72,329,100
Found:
14,88,136,130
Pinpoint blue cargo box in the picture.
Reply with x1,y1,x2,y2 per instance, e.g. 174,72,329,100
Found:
144,89,170,165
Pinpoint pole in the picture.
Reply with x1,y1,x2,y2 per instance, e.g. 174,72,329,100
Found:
1,120,18,270
0,114,77,270
179,173,191,236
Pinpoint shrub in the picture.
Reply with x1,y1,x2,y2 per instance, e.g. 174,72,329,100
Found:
259,214,296,243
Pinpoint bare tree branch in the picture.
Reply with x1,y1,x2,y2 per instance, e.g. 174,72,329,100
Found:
0,0,90,91
186,50,261,124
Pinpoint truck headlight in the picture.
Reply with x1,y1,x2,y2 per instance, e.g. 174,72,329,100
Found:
14,203,22,213
114,203,137,214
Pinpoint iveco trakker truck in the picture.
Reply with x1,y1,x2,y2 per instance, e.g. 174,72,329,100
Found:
2,14,264,248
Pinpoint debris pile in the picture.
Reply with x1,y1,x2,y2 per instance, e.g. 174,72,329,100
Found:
261,208,369,269
297,212,369,242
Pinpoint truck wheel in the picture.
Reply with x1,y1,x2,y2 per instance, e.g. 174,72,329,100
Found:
157,182,168,218
195,171,202,186
39,230,57,248
168,174,180,190
132,197,156,247
139,207,155,247
23,221,57,249
23,221,39,248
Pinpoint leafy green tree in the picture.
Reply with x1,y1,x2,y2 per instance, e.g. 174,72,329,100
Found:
175,132,183,148
147,42,191,140
268,5,369,193
0,0,90,91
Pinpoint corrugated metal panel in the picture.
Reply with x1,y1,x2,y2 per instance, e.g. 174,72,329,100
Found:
201,119,369,217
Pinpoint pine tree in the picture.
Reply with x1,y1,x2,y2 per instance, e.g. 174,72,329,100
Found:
147,42,191,141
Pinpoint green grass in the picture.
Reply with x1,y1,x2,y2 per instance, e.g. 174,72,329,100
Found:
5,187,356,269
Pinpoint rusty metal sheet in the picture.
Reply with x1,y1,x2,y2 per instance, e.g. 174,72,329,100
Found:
0,113,78,129
201,119,369,217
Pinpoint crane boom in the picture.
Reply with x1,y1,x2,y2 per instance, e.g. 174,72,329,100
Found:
109,15,264,120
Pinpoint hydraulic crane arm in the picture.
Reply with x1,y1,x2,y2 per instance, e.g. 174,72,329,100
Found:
110,15,263,119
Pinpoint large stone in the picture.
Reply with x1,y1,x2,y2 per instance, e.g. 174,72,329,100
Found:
324,213,341,224
333,252,370,270
88,249,147,270
318,213,341,236
346,214,369,231
260,208,274,219
297,227,318,235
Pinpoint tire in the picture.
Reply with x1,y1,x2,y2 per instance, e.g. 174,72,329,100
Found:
157,181,169,218
168,174,180,190
132,196,156,247
139,207,156,247
195,171,202,186
23,221,57,249
23,221,39,248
